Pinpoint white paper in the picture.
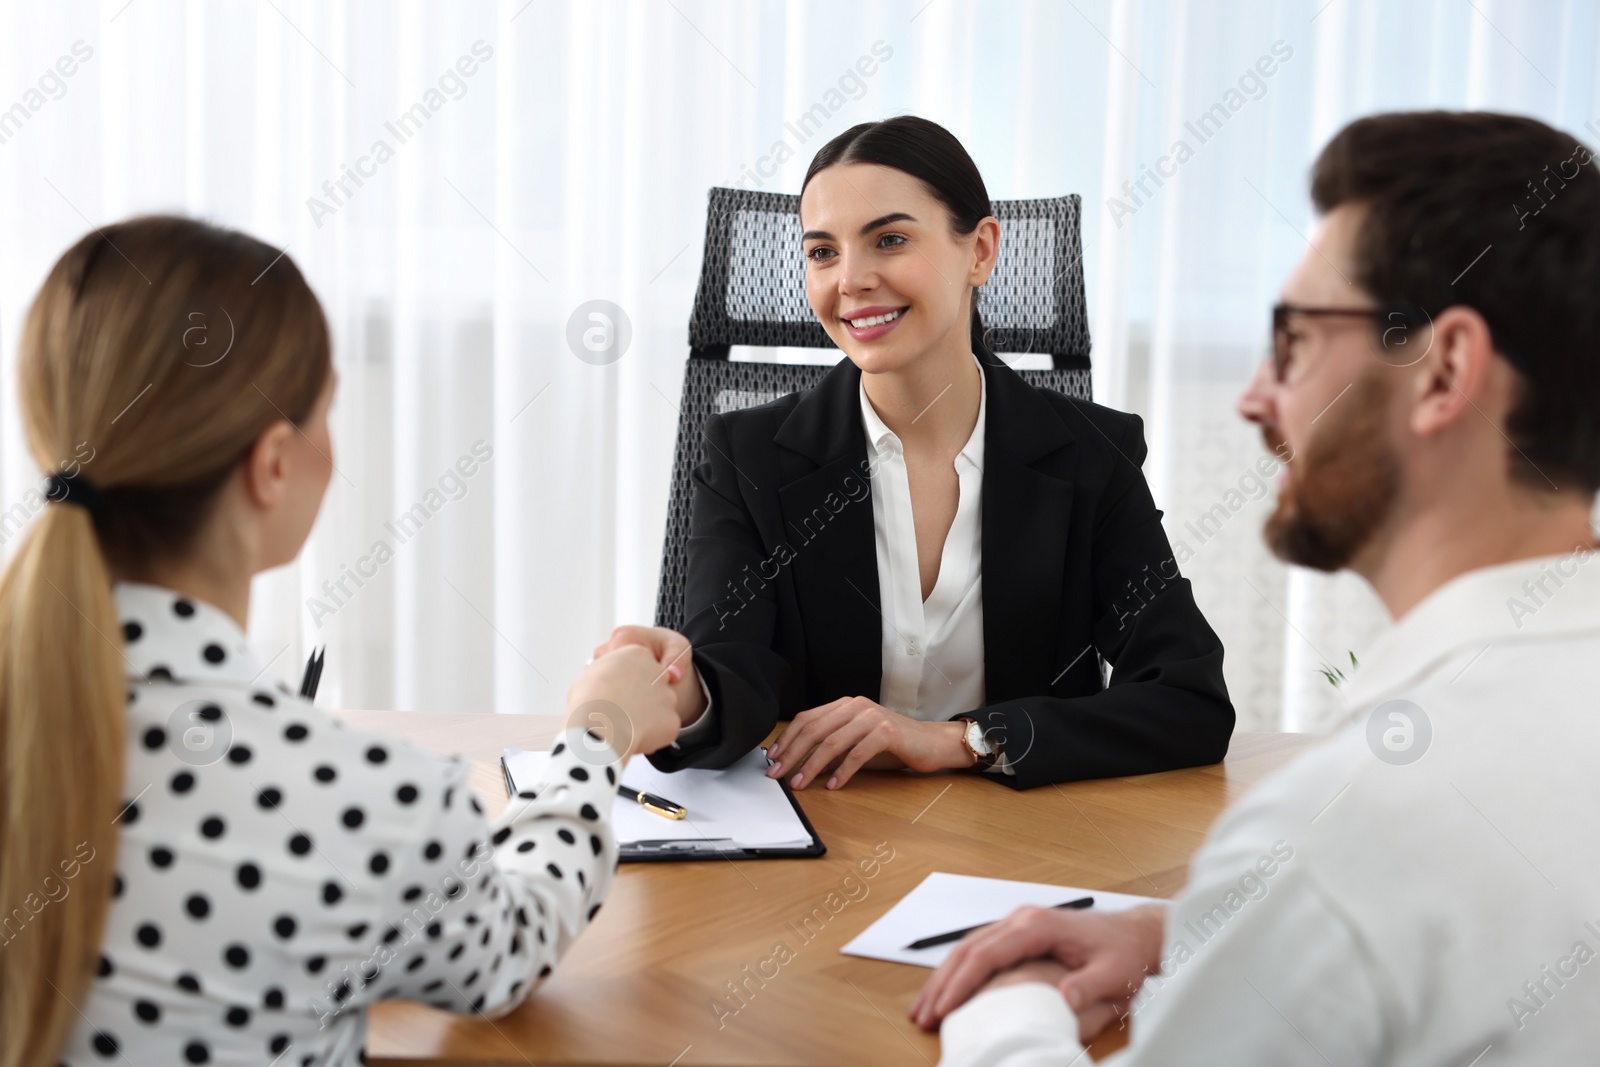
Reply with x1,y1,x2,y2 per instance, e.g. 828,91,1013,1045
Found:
503,746,814,851
840,871,1163,968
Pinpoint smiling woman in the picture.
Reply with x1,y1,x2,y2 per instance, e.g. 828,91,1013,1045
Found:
597,115,1236,794
799,117,999,376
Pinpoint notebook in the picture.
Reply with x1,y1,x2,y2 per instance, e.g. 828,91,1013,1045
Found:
842,872,1163,967
501,746,825,862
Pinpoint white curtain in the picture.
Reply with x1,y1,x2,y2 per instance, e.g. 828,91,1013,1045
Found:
1,0,1595,731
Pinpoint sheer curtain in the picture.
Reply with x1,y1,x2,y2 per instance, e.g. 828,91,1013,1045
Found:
1,0,1594,730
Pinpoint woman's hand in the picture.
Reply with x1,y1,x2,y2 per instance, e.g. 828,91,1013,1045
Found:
764,697,972,790
565,645,682,759
590,625,707,726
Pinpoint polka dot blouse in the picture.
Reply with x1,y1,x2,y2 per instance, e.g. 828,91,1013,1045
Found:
60,582,622,1066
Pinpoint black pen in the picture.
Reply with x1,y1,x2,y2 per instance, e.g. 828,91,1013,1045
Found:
905,896,1094,950
618,785,688,820
299,646,325,701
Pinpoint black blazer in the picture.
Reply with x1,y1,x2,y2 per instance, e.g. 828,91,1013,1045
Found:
649,354,1234,789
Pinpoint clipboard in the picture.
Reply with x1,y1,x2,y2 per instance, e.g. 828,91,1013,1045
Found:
499,747,826,863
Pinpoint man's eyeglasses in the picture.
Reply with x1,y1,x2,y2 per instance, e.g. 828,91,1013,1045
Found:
1270,302,1530,383
1269,304,1431,383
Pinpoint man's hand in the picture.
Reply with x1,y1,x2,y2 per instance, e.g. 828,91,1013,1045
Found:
961,959,1135,1044
764,696,973,789
910,903,1167,1037
979,958,1073,992
591,625,705,726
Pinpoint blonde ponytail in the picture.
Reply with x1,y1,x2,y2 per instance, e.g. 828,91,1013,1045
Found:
0,217,330,1067
0,504,124,1067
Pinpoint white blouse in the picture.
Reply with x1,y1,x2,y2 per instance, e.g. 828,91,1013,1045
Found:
60,582,622,1067
858,355,987,724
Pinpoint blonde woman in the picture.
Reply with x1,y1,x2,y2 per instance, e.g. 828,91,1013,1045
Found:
0,216,682,1067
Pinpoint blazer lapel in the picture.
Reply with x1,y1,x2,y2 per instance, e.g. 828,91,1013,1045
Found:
773,359,883,703
979,358,1076,702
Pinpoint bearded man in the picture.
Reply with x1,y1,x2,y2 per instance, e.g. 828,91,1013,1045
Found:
916,110,1600,1065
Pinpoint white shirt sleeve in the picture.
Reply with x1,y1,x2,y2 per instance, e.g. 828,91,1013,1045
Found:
940,983,1083,1067
669,671,718,750
1111,867,1389,1065
987,743,1018,777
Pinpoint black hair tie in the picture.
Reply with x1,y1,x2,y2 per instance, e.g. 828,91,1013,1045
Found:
45,471,103,516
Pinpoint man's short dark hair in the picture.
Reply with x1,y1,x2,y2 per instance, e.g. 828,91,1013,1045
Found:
1311,110,1600,494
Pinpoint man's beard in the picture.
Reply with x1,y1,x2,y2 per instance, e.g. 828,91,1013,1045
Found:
1263,374,1400,572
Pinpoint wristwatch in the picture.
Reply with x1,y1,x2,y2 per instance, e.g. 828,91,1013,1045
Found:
955,716,998,770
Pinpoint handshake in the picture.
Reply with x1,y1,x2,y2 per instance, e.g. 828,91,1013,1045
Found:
564,625,707,761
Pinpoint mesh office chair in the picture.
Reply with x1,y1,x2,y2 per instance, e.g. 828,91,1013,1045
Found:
655,187,1095,631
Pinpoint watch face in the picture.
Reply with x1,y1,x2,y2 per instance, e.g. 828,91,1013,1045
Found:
966,721,994,757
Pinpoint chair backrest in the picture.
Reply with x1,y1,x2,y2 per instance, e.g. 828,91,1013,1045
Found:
655,187,1094,632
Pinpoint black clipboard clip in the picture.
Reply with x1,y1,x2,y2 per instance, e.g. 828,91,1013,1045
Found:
628,839,738,853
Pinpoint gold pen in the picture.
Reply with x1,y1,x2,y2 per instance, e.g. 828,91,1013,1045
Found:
618,785,688,820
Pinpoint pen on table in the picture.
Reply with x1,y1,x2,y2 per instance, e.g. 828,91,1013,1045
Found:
299,646,325,701
905,896,1095,950
617,785,688,820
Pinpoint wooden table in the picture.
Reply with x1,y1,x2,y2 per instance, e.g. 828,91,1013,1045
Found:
334,710,1317,1067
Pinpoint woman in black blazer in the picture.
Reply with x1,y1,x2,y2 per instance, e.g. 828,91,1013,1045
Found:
599,116,1233,791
